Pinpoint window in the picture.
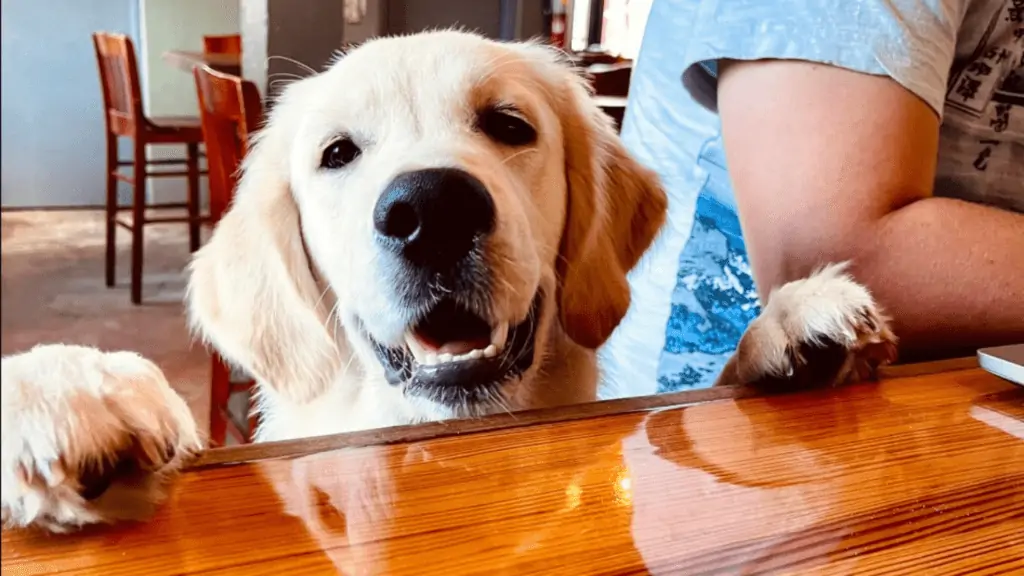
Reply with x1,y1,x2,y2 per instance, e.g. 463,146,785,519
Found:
570,0,652,59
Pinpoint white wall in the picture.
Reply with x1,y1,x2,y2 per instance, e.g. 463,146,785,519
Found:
138,0,239,204
1,0,139,208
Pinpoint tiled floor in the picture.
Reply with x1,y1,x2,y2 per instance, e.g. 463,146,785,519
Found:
1,210,211,432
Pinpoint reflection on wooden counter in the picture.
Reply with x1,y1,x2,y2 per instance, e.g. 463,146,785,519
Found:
3,367,1023,575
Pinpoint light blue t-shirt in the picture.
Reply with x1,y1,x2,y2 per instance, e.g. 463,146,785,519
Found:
599,0,1024,397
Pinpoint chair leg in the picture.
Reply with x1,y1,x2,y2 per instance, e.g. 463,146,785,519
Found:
210,353,232,447
186,142,200,252
130,139,146,305
105,133,118,287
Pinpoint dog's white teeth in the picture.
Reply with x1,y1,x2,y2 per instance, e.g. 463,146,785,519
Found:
408,339,499,367
404,333,431,364
491,321,509,350
406,321,510,368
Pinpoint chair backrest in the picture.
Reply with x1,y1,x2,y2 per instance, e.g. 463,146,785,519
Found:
92,32,144,135
193,65,264,223
587,62,633,97
203,34,243,56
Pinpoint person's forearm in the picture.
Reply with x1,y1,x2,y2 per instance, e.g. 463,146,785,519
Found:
755,196,1024,361
715,59,1022,360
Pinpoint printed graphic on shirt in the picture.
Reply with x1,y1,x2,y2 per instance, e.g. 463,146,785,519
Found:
656,147,759,392
940,1,1024,213
947,2,1024,115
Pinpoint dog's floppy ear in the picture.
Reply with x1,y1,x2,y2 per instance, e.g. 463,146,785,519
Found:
187,83,341,402
555,69,668,350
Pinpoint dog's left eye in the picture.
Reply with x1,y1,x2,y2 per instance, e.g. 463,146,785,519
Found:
320,137,362,169
477,108,537,147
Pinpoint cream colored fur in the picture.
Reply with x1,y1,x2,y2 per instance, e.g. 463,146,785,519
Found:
1,31,895,533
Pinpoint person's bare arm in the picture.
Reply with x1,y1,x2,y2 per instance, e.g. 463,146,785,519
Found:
717,59,1024,362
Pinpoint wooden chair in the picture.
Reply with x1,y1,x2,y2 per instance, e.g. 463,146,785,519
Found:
587,62,632,97
193,64,264,445
203,34,242,56
93,32,206,305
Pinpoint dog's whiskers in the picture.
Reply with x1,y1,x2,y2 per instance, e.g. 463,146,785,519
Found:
494,275,516,297
501,147,539,165
336,351,359,386
269,79,299,91
507,306,539,368
266,55,318,76
267,72,310,92
475,55,529,85
326,301,345,346
553,252,575,276
486,386,515,418
499,321,518,368
267,72,306,82
312,283,332,312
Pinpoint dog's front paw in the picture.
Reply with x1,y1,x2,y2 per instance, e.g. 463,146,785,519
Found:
723,263,897,388
1,345,201,532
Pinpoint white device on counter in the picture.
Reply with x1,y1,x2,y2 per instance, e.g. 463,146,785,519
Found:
978,344,1024,386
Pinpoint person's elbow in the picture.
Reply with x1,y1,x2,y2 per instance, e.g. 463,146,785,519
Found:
748,198,930,301
749,200,917,297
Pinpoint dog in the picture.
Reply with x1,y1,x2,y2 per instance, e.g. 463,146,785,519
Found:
1,31,896,533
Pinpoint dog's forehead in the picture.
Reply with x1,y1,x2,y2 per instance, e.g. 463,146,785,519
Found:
306,34,557,128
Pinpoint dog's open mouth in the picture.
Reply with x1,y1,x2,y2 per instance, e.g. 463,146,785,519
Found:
367,292,542,407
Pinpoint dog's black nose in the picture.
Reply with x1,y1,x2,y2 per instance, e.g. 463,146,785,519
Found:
374,168,495,266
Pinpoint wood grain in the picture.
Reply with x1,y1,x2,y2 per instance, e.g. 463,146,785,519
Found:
3,368,1022,575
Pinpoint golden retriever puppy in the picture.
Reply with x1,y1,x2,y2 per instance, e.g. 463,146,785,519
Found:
1,31,895,533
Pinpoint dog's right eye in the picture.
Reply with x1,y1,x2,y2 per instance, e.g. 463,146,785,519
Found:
477,107,537,147
320,137,361,170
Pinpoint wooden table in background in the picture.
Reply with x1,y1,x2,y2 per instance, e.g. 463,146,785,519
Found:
3,362,1022,575
163,50,242,76
158,50,628,129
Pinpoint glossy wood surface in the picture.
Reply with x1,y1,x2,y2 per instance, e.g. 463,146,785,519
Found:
4,367,1022,575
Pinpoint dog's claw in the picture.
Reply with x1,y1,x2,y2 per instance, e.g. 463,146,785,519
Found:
723,264,898,388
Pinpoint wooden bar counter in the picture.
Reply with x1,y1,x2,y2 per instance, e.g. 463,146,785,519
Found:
3,362,1022,575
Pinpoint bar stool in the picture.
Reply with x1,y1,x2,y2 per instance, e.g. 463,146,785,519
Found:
92,32,207,304
194,64,264,445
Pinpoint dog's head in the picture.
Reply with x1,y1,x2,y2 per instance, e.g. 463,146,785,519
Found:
188,31,666,418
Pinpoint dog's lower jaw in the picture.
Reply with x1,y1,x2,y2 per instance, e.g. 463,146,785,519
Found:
251,319,600,443
505,325,601,410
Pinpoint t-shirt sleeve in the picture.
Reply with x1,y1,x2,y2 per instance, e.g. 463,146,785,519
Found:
679,0,967,117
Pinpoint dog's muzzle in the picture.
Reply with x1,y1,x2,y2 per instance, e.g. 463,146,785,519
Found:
366,290,542,407
362,168,541,407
